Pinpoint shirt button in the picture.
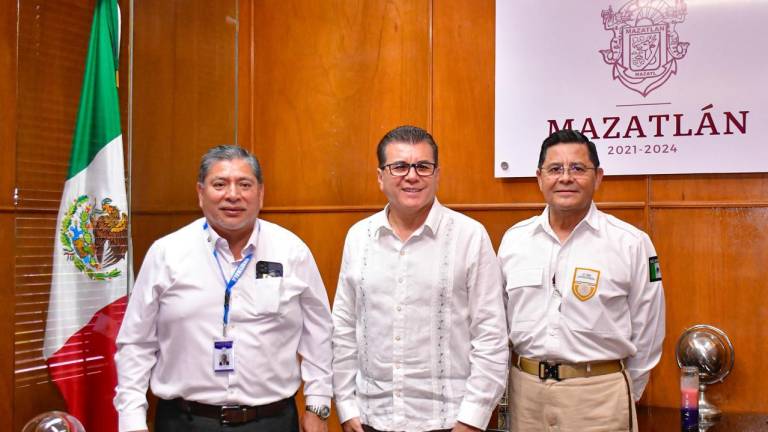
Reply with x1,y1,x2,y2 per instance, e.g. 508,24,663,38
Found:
395,335,401,341
398,277,404,283
396,305,402,312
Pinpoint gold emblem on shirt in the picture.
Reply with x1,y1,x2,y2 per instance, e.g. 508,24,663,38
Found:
572,267,600,301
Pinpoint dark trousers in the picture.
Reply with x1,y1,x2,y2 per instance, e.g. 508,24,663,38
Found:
155,398,299,432
362,425,451,432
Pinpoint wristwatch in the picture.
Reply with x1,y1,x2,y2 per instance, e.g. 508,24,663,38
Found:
305,405,331,420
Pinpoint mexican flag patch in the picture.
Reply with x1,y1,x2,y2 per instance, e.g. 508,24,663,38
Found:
649,256,662,282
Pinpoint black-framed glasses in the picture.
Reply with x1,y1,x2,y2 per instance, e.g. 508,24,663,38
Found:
541,163,597,178
380,161,437,177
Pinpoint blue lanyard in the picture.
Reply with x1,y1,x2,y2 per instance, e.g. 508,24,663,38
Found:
204,221,255,334
213,249,253,328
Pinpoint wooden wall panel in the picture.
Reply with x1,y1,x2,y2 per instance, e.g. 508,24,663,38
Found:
237,0,253,149
14,383,65,431
651,174,768,204
432,0,506,204
603,207,648,232
645,207,768,412
131,0,238,213
0,0,17,426
131,213,201,270
130,0,240,340
0,0,16,210
0,214,12,430
461,209,541,249
247,0,430,208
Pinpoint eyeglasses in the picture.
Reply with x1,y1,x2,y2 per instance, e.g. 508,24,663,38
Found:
380,162,437,177
540,163,597,178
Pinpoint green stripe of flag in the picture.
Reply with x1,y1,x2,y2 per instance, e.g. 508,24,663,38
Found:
67,0,122,178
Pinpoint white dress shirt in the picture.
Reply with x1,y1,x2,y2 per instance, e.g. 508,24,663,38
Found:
114,218,333,432
332,200,509,431
498,203,665,400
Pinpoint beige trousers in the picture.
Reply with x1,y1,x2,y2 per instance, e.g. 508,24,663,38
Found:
507,366,638,432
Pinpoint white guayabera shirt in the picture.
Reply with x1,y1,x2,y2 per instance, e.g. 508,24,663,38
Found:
332,200,509,432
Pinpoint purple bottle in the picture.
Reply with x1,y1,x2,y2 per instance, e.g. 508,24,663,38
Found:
680,366,699,431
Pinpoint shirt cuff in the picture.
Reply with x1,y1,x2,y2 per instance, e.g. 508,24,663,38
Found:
304,395,331,407
335,398,361,424
118,409,148,432
456,399,493,430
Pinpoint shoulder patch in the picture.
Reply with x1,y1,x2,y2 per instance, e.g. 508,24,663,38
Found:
649,256,662,282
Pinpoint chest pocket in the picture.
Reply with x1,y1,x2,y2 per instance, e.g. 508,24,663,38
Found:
562,271,625,334
561,296,601,332
505,267,544,330
240,277,283,317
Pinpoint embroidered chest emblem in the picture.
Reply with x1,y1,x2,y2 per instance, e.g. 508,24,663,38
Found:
572,267,601,301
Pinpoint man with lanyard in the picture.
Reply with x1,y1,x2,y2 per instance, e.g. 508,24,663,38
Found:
332,125,509,432
498,129,665,431
114,145,333,432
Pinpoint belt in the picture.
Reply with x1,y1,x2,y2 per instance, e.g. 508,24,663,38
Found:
513,353,623,381
171,396,292,425
363,426,451,432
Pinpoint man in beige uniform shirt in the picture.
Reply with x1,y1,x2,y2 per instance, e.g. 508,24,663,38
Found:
499,130,665,431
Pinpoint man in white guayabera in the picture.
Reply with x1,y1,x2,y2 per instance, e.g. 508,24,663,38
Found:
332,125,509,432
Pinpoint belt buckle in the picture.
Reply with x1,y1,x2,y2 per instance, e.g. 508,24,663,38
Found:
538,361,561,381
220,405,248,425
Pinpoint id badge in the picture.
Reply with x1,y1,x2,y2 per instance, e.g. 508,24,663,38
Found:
213,338,235,372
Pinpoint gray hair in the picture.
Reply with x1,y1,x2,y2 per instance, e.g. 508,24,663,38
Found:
198,145,263,184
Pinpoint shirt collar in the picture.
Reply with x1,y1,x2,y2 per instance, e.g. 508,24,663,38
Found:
373,199,444,239
535,201,600,237
204,219,261,257
582,202,600,230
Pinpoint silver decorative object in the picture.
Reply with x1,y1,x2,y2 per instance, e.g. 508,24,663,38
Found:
675,324,735,425
22,411,85,432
